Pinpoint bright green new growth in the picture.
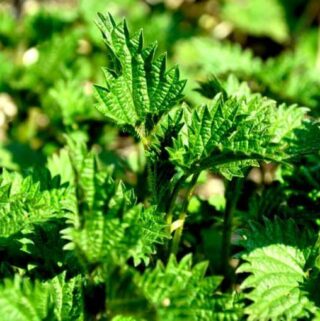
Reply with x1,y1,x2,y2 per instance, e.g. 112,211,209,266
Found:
95,13,320,182
53,137,167,267
168,80,319,179
0,168,70,240
95,13,185,137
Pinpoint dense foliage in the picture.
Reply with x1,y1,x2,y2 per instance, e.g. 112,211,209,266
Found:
1,0,320,320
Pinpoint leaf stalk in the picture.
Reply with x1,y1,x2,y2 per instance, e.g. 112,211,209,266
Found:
221,177,243,287
170,172,200,255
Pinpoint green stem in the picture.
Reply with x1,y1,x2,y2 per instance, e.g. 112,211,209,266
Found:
171,172,200,255
165,174,188,227
221,177,243,286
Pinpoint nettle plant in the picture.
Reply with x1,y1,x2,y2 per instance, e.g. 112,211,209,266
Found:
1,13,320,321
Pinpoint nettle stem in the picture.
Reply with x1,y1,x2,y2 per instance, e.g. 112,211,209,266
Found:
165,174,188,227
170,172,200,255
221,177,243,284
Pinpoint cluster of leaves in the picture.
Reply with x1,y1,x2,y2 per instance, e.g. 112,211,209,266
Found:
1,0,320,320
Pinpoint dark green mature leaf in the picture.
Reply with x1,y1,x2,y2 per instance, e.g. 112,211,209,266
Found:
237,218,320,320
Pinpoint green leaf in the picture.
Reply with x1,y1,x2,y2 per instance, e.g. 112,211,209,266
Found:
167,91,320,179
49,272,84,321
95,13,186,135
0,169,70,241
135,254,226,321
63,182,167,267
237,218,320,320
0,277,51,321
0,273,84,321
57,137,167,267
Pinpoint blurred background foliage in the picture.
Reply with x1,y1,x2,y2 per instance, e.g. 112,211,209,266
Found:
0,0,320,277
